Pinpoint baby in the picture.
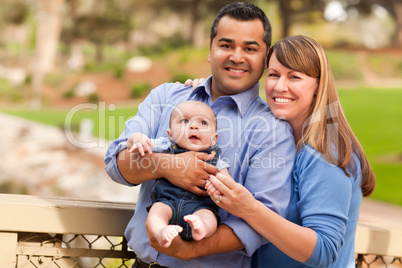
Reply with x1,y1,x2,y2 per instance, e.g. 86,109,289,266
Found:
127,100,229,247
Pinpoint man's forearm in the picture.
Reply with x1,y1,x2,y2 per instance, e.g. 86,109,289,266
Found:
155,224,245,260
189,224,244,258
117,149,171,184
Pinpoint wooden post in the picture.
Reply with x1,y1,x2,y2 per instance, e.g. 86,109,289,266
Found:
0,232,18,268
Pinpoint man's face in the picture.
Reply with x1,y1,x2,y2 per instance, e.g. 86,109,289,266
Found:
208,16,267,101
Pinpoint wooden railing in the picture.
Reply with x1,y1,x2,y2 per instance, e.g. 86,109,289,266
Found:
0,194,401,267
0,194,136,267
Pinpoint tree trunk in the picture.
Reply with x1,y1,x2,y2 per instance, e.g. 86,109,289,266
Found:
31,0,65,110
95,43,104,63
278,0,291,38
189,0,201,45
392,0,402,47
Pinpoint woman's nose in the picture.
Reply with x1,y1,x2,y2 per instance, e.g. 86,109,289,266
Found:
274,77,288,92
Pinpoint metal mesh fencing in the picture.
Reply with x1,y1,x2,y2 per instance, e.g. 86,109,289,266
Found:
15,232,135,267
356,254,402,268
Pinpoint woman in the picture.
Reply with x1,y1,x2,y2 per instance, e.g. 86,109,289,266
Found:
206,35,375,267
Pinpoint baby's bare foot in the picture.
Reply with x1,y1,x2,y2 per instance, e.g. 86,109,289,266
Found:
157,225,183,248
184,215,207,241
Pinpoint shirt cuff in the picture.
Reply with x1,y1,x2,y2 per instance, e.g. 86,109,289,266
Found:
104,141,136,186
223,215,268,256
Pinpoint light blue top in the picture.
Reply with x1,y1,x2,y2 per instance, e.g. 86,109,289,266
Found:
104,76,296,268
252,144,363,268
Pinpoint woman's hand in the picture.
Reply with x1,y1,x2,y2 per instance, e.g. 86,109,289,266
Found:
206,172,258,218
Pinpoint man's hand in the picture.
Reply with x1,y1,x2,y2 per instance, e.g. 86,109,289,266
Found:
164,151,219,196
147,223,245,260
117,149,219,195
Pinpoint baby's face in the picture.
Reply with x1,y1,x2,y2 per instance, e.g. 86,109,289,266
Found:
168,103,218,151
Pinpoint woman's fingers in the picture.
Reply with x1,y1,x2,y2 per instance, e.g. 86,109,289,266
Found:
208,174,232,196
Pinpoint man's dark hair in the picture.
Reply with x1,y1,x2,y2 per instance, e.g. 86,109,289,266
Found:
210,2,272,51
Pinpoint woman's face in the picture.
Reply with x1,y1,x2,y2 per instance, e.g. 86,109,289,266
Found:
265,53,318,131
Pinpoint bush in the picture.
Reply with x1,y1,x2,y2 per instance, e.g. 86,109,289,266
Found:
131,82,150,98
326,51,362,80
87,93,99,103
63,89,74,99
172,73,194,84
113,65,124,78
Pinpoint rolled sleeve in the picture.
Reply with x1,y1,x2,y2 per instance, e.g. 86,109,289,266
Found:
224,215,268,256
104,139,135,186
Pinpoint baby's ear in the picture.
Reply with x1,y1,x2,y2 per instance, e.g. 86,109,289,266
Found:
212,132,219,145
167,129,173,140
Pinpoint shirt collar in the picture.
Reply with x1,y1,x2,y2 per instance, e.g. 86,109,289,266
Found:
189,76,260,116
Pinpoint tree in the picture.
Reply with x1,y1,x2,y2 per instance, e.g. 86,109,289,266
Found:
31,0,65,109
61,0,132,63
271,0,326,38
143,0,254,46
339,0,402,47
73,16,130,62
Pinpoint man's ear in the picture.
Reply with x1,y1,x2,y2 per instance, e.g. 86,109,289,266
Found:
208,53,211,63
265,48,271,69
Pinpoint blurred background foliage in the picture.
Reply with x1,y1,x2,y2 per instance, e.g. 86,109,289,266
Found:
0,0,402,205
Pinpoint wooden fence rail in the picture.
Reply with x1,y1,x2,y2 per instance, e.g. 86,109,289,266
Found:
0,194,401,267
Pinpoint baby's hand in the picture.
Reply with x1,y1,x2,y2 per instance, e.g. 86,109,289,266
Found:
205,178,222,196
127,133,154,156
184,78,206,88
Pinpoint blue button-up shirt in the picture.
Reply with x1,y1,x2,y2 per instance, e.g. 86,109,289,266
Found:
104,76,295,268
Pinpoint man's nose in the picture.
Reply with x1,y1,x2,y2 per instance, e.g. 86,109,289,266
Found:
229,47,245,63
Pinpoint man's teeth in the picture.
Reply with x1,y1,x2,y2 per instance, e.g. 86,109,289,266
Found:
229,68,245,73
275,98,293,103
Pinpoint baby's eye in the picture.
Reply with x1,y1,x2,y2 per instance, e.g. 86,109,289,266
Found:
201,120,208,126
181,119,189,124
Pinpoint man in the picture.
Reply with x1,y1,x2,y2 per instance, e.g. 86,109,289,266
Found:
104,2,295,267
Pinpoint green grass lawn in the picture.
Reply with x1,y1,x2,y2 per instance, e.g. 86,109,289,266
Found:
2,87,402,206
2,105,138,141
338,87,402,205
